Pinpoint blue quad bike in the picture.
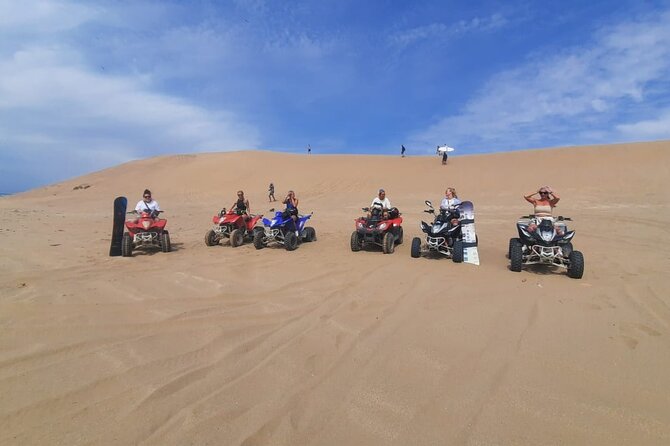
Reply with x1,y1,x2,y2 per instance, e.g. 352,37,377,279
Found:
253,210,316,251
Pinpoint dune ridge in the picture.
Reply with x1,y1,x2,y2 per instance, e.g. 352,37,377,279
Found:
1,141,669,445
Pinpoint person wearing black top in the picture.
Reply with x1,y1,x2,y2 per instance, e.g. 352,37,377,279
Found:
231,190,251,221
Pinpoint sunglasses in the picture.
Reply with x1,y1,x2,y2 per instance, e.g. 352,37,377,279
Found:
144,195,151,198
539,191,549,195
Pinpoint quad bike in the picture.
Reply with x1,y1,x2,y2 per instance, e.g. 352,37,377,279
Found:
204,208,264,247
350,206,403,254
410,200,463,262
509,215,584,279
122,210,170,257
253,209,316,251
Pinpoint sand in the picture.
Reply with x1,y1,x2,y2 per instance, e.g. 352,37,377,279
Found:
1,141,669,445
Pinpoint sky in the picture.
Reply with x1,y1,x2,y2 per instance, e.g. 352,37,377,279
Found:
1,0,670,193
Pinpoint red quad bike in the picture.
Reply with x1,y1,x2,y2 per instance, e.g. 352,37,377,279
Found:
204,208,264,247
351,206,403,254
122,211,170,257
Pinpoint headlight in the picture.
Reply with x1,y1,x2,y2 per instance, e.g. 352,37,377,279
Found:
271,219,277,225
142,221,151,230
378,223,387,230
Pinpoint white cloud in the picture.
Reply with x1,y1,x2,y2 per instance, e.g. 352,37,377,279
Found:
390,13,508,49
616,109,670,139
0,0,99,33
409,10,670,151
0,1,261,190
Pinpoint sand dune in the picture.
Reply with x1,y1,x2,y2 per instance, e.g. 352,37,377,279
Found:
1,141,669,445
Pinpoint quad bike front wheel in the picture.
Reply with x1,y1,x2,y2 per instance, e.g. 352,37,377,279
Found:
230,229,244,247
395,227,403,245
567,250,584,279
253,231,265,250
410,237,421,258
510,239,523,272
382,232,395,254
121,233,133,257
252,226,264,240
508,237,520,259
204,229,217,246
451,240,464,263
160,231,171,253
284,231,299,251
350,231,361,252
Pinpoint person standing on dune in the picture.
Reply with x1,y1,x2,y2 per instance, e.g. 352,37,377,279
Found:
268,183,275,202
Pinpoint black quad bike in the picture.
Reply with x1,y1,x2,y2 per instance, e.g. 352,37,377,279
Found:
509,215,584,279
410,200,463,262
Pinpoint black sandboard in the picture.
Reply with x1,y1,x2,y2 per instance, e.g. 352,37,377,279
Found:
109,196,128,256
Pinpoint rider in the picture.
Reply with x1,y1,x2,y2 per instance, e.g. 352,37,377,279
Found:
440,187,461,225
368,188,392,219
231,190,251,221
282,190,299,231
524,186,561,232
135,189,160,218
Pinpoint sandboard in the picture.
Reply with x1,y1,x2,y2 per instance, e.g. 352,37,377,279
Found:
109,196,127,256
459,201,479,265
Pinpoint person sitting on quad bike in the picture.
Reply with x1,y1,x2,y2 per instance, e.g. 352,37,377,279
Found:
134,189,161,219
368,189,392,220
440,187,462,223
231,190,251,222
282,190,300,232
524,186,562,233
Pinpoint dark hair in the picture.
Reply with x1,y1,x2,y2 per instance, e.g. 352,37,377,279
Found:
143,189,151,196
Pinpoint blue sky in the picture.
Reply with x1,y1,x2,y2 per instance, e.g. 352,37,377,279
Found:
1,0,670,192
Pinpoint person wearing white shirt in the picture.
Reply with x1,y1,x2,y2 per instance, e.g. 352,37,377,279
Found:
368,189,391,219
135,189,161,217
440,187,461,211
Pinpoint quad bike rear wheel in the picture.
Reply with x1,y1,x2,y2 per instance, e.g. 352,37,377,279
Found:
451,240,464,263
303,227,316,242
205,229,217,246
121,233,133,257
284,231,298,251
510,239,523,272
230,228,244,247
567,250,584,279
382,232,395,254
350,231,361,252
410,237,421,258
160,231,171,253
253,231,265,250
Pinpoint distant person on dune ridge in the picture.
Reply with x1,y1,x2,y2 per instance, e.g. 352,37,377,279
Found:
134,189,160,218
401,145,406,157
524,186,562,233
268,183,275,202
